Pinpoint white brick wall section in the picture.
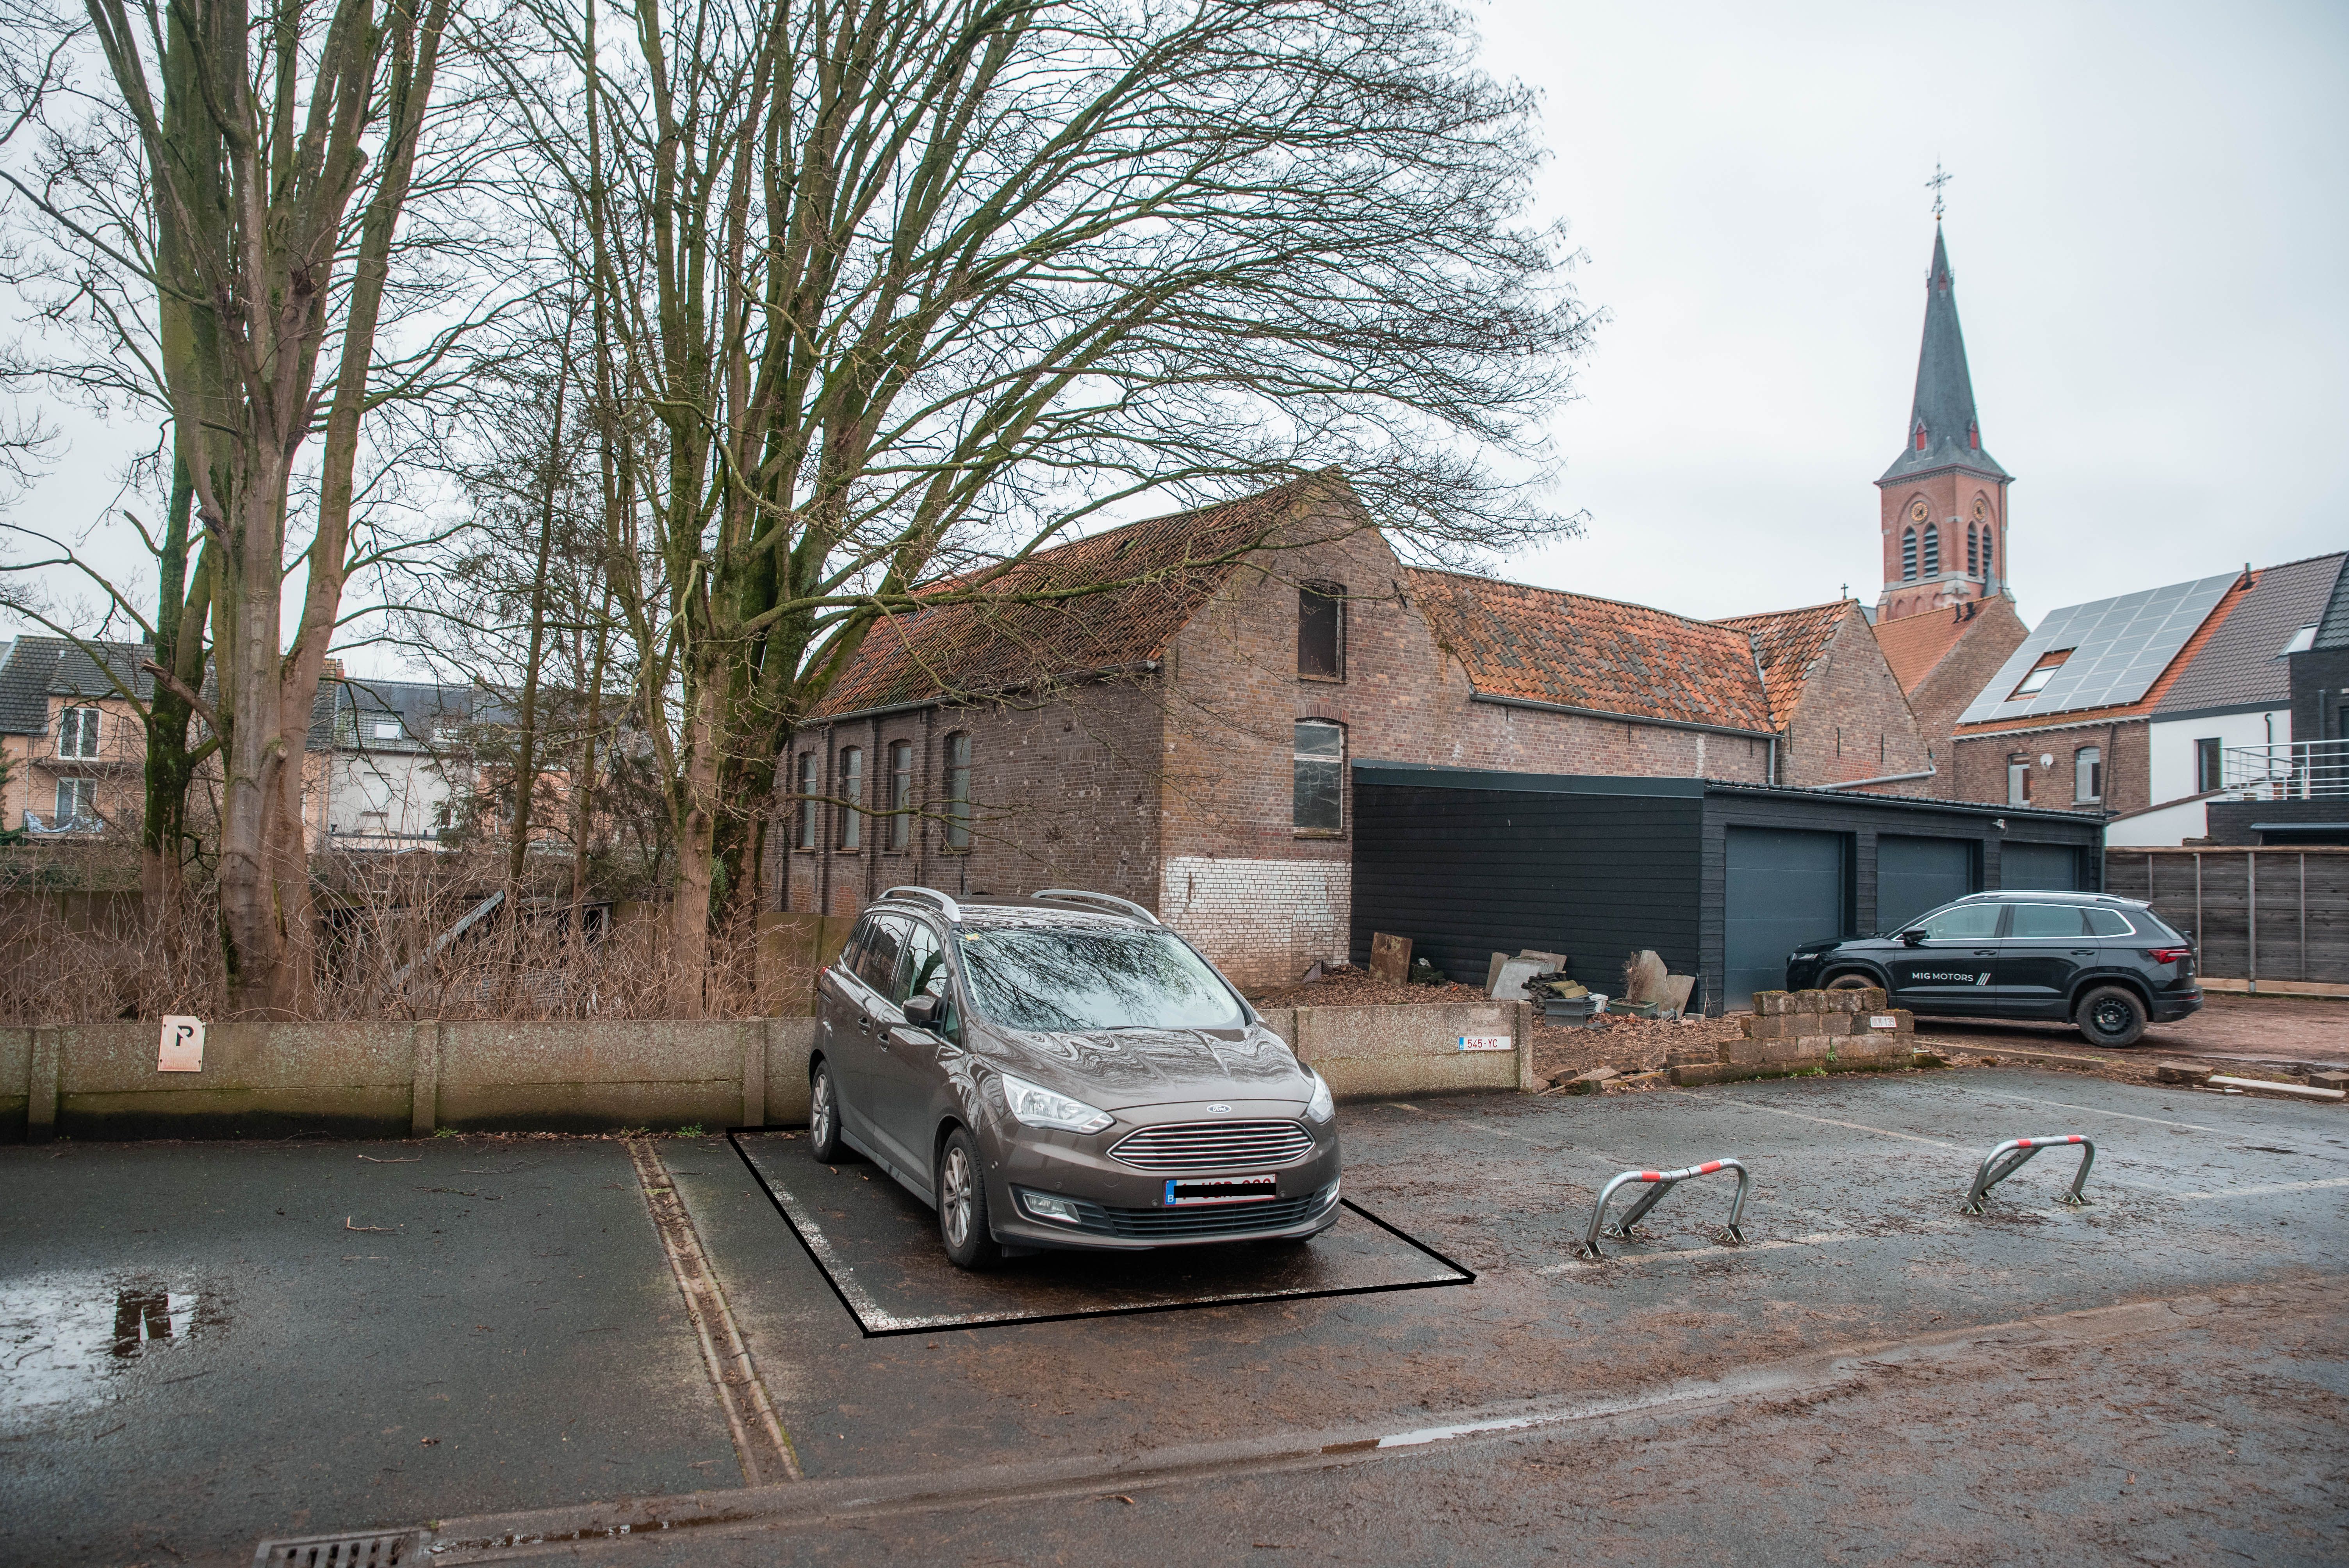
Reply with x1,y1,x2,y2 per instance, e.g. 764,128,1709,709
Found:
1161,856,1349,982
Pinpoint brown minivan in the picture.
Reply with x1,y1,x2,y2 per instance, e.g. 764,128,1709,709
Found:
809,887,1342,1269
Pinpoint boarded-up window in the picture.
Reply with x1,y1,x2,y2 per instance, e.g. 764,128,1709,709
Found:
944,732,971,849
887,740,913,850
1298,583,1343,679
1294,721,1343,832
839,747,863,850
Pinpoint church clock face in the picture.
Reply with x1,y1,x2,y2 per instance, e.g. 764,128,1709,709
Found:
1910,501,1929,523
1972,497,1989,520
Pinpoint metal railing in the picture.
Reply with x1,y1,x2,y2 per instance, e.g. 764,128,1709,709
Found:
2221,738,2349,800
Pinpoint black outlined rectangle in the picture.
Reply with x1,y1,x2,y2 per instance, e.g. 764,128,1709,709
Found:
725,1128,1473,1336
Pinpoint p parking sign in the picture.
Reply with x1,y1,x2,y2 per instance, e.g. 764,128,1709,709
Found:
158,1016,205,1073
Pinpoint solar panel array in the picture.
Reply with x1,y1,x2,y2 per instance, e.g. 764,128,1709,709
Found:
1958,571,2239,725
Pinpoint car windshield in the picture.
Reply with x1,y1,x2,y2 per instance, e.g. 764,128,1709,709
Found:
954,925,1247,1032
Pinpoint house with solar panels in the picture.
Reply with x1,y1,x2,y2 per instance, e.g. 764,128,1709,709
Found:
1950,551,2348,845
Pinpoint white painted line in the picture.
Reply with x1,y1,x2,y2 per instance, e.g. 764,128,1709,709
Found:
1710,1099,1966,1151
1939,1082,2223,1133
2174,1176,2349,1201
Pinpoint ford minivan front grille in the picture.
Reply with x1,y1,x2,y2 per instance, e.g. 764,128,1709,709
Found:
1108,1119,1314,1172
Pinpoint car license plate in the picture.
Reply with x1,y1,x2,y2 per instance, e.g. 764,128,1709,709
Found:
1164,1175,1279,1206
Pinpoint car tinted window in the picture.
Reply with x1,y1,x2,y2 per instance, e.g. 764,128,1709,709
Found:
955,925,1246,1031
1915,903,2000,940
896,921,948,1005
857,914,910,995
2082,908,2135,937
836,917,873,979
2138,912,2187,943
2010,903,2089,938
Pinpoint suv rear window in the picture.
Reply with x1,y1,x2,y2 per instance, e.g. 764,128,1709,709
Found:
956,925,1245,1031
2010,903,2092,938
2082,908,2135,937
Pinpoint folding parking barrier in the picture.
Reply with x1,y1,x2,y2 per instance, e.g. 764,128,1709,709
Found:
1962,1135,2095,1215
1575,1158,1749,1261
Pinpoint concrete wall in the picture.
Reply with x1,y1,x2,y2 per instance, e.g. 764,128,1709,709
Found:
5,1004,1525,1142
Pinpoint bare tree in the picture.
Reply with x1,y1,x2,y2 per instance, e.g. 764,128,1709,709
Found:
495,0,1593,1012
0,0,471,1012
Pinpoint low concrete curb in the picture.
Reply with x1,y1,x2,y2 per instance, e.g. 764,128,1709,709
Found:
3,1003,1530,1142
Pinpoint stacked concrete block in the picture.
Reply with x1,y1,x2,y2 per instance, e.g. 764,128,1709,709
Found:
1669,988,1919,1087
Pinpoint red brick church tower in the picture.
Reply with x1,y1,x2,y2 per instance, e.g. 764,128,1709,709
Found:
1875,225,2012,623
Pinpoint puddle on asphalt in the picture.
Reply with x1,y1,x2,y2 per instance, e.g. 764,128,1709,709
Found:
0,1278,215,1415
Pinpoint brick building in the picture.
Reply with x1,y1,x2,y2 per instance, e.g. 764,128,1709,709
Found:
777,475,1936,986
0,637,153,836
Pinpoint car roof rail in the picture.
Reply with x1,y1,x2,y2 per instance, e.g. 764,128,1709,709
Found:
1032,888,1160,925
880,886,962,921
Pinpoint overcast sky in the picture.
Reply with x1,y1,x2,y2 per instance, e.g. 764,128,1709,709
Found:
1486,0,2349,623
5,1,2344,666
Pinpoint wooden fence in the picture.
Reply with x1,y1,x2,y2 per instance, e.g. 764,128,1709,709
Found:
2103,847,2349,986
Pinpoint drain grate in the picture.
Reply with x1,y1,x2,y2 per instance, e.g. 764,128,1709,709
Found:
251,1529,429,1568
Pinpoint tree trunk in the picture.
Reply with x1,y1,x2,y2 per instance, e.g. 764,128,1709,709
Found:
667,668,722,1017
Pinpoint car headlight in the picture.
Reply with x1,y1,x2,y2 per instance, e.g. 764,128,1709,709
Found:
1304,1067,1334,1123
996,1071,1114,1134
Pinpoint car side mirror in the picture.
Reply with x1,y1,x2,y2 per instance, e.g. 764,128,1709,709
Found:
902,994,944,1029
1900,929,1926,947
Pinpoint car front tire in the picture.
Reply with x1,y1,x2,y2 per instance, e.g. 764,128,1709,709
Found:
936,1127,1002,1270
807,1059,845,1163
2075,985,2149,1048
1824,973,1873,993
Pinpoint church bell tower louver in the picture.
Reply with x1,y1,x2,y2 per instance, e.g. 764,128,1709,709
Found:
1876,226,2012,624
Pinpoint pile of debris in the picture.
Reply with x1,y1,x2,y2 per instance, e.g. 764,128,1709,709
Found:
1667,986,1923,1086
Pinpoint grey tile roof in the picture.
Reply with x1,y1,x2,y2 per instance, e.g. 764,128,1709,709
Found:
312,675,481,753
2155,552,2346,714
2315,549,2349,650
1878,227,2011,486
0,636,154,734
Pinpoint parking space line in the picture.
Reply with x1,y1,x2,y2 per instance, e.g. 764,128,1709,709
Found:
1932,1082,2224,1133
2174,1176,2349,1201
1697,1097,1966,1151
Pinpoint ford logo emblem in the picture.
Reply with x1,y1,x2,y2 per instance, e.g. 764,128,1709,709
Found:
1206,1103,1232,1115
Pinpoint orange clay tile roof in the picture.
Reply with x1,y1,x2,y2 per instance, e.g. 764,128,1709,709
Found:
1406,568,1775,733
1951,572,2254,736
1871,604,1977,694
1711,600,1854,730
811,478,1314,718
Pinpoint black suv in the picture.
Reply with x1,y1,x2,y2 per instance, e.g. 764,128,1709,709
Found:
1783,891,2201,1047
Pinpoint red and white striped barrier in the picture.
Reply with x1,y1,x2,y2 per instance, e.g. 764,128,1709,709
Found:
1963,1135,2094,1214
1576,1158,1750,1261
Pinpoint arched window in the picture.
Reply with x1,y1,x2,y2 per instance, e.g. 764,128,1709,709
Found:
1967,524,1979,575
1981,531,1994,577
1921,524,1939,577
1901,528,1918,581
943,732,971,850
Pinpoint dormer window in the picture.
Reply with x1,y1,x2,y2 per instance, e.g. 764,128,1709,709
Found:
371,720,402,741
1968,420,1980,451
2010,648,2072,699
1913,422,1927,451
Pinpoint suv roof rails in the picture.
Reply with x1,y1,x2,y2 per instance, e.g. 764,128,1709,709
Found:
1032,888,1160,925
880,886,963,921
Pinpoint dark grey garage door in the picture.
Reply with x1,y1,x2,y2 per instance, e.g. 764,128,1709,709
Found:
1725,827,1846,1007
2001,842,2082,891
1877,835,1977,934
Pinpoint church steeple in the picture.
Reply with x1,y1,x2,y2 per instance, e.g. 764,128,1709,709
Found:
1880,227,2008,485
1875,225,2014,622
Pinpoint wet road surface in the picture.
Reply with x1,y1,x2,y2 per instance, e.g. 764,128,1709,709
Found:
2,1067,2344,1564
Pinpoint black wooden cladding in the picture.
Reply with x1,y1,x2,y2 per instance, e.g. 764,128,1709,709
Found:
1351,767,2106,1015
1350,784,1703,996
2106,848,2349,983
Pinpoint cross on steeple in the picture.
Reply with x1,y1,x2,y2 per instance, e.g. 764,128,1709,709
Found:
1926,163,1952,221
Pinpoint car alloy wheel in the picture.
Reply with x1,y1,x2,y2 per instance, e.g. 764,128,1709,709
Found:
808,1061,843,1163
2075,985,2148,1048
936,1127,1001,1270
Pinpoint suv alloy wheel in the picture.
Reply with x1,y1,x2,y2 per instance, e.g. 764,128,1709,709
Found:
2075,985,2149,1048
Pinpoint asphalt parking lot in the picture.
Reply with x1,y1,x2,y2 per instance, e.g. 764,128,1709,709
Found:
3,1067,2344,1566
